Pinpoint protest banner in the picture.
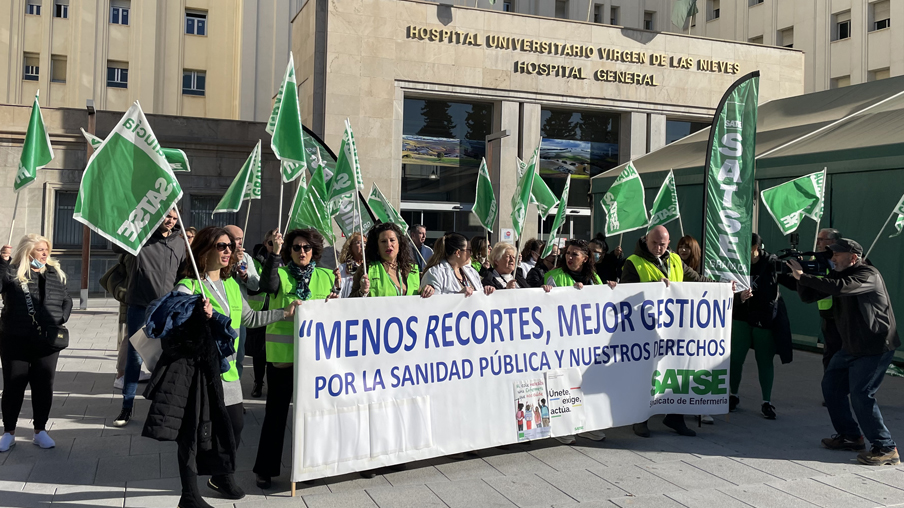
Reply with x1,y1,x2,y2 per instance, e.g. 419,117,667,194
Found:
289,282,732,481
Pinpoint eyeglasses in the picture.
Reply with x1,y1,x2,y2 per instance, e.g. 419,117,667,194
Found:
216,242,236,252
292,244,313,253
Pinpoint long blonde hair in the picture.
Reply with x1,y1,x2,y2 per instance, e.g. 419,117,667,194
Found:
13,234,66,283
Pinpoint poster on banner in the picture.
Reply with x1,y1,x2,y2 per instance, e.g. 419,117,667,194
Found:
545,369,585,436
290,282,732,481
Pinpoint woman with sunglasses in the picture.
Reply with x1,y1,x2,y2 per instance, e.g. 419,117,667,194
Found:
542,239,617,292
422,232,495,297
253,228,337,489
172,226,300,505
335,232,365,299
351,223,431,298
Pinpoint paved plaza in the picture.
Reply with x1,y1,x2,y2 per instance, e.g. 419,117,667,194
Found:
1,302,904,507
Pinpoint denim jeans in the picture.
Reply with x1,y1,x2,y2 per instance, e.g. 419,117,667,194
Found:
822,348,896,449
236,326,246,379
121,305,147,410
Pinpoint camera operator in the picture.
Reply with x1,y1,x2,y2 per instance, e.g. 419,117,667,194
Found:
787,239,900,465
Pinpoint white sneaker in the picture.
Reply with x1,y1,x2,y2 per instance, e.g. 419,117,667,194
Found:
700,415,714,425
554,435,576,445
138,370,151,382
32,431,55,449
578,430,606,441
0,433,15,452
113,376,124,390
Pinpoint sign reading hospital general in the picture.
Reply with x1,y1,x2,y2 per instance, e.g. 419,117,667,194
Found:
291,283,732,481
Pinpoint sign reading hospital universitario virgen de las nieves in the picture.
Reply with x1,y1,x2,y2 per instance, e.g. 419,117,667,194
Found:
289,283,733,481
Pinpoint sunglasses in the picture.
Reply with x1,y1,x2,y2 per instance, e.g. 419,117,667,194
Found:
216,242,236,252
267,240,273,246
292,244,313,253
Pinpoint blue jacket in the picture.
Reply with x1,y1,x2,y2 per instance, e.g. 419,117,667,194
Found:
145,291,237,373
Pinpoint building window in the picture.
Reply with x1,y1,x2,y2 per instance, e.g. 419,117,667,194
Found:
555,0,568,19
51,55,66,83
871,0,890,31
54,0,68,18
26,0,41,15
868,68,890,82
54,191,106,249
593,4,602,23
666,119,709,145
107,63,128,88
778,27,793,48
834,11,851,40
749,36,763,44
23,54,39,81
182,70,206,96
708,0,720,21
643,11,655,30
831,75,851,89
749,0,764,5
185,11,207,36
191,195,235,230
503,1,512,12
539,108,619,208
610,6,618,25
110,1,130,25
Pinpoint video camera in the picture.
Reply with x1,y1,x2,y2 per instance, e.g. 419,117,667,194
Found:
775,233,830,276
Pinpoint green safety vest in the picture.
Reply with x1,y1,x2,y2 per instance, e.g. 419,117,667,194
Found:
246,258,267,312
471,260,482,273
265,266,335,364
626,252,685,283
179,277,244,382
544,267,603,287
367,262,420,297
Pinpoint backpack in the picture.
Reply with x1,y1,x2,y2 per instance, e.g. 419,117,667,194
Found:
100,253,133,303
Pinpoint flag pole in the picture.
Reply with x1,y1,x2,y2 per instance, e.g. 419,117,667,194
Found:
618,234,623,248
865,210,896,260
243,200,252,237
278,181,284,233
7,192,21,246
174,207,209,299
355,192,367,268
678,214,685,238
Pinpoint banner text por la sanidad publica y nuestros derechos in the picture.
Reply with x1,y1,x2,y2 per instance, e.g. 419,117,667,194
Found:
291,282,732,481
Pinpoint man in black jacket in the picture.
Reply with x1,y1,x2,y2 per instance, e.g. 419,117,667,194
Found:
113,208,186,427
789,238,900,466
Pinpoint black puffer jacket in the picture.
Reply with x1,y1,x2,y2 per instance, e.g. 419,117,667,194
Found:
0,258,72,359
142,302,236,476
732,251,794,364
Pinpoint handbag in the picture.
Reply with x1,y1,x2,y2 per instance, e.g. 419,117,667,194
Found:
19,279,69,351
129,327,162,372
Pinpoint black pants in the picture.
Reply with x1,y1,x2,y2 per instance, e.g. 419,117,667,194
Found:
226,402,244,445
254,364,292,478
1,352,59,433
821,318,843,370
253,354,266,386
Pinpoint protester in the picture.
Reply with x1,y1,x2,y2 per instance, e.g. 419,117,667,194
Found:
676,235,702,272
730,233,794,420
540,238,612,444
422,232,494,297
184,226,197,246
0,235,71,452
167,226,294,503
408,224,433,273
253,229,337,489
588,237,606,266
470,235,491,278
224,225,259,381
113,207,186,427
246,230,277,399
482,242,529,290
352,223,429,298
595,233,625,282
789,238,901,466
335,232,364,299
622,225,729,438
519,238,543,275
526,244,558,288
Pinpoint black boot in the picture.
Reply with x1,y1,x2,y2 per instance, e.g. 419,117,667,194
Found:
662,414,696,437
251,382,263,398
178,467,214,508
208,474,245,500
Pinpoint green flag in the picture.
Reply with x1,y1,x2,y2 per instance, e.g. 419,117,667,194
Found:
81,128,190,172
328,119,364,205
16,91,54,192
243,140,263,201
540,174,570,258
647,170,681,230
760,169,826,235
888,194,904,238
671,0,698,29
213,141,260,216
367,183,408,234
267,53,306,183
472,157,497,232
288,166,334,245
601,162,648,236
517,156,558,217
335,193,375,238
73,102,183,256
702,72,759,290
511,145,539,240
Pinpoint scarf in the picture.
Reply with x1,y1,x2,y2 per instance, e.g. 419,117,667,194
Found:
564,267,593,286
286,261,315,300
